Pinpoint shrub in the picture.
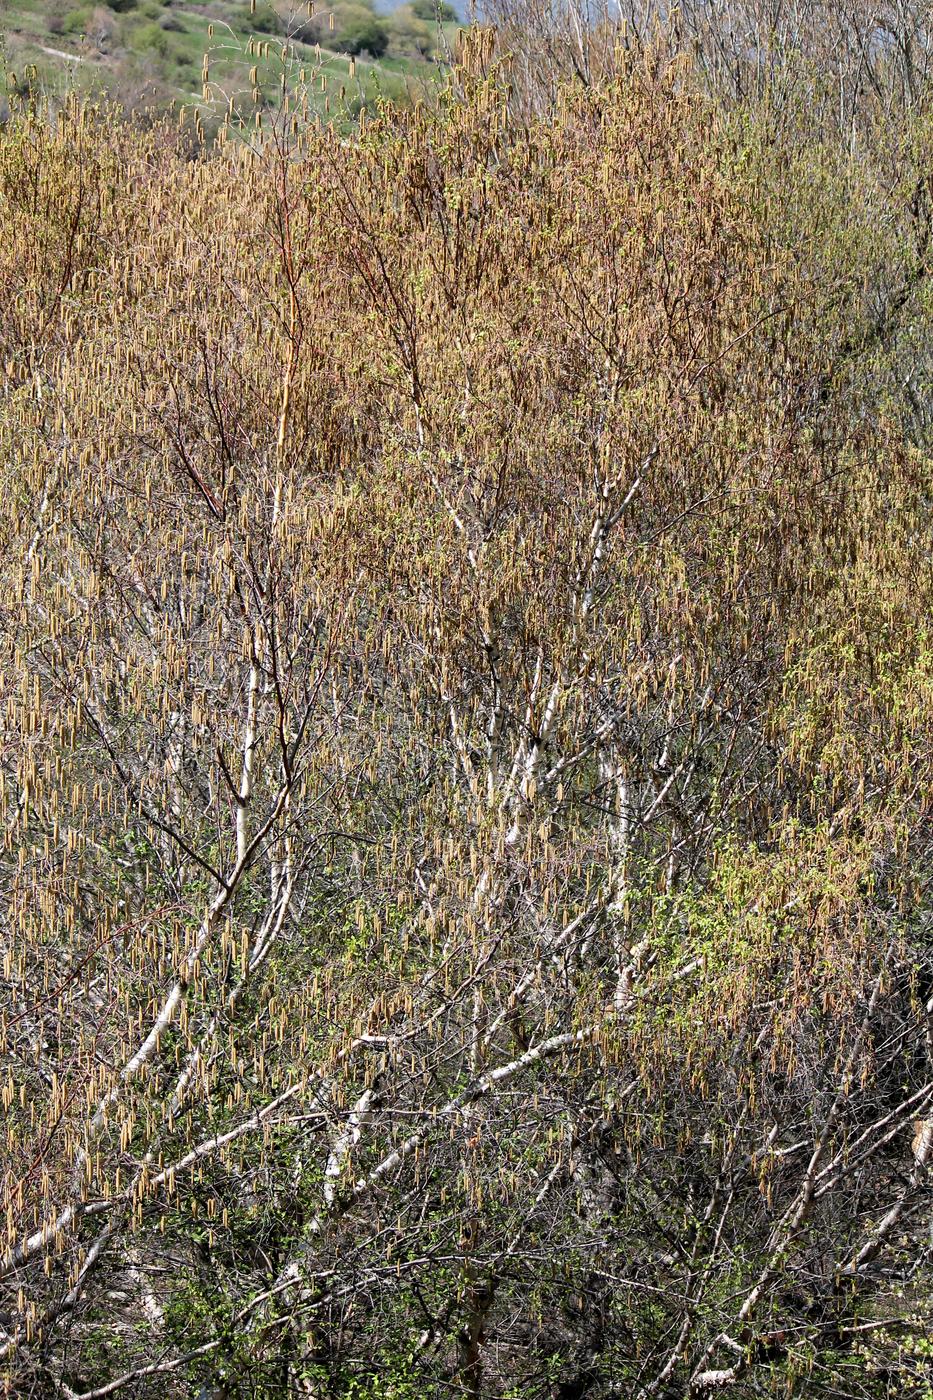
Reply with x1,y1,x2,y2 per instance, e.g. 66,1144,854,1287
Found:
3,38,933,1400
289,0,382,47
86,4,117,48
387,5,433,55
411,0,457,20
235,2,283,33
332,3,388,55
62,6,91,33
134,19,171,54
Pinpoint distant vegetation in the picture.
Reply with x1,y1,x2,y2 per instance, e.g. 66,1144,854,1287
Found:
1,0,459,126
2,2,933,1398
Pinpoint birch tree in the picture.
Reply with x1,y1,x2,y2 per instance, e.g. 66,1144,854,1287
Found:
1,37,933,1400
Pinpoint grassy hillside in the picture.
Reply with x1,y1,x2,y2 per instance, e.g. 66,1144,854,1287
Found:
1,0,457,126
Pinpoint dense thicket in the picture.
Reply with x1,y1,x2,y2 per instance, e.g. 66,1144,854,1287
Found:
1,20,933,1398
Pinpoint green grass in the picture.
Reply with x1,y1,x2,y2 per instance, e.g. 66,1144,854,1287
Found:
1,0,448,127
